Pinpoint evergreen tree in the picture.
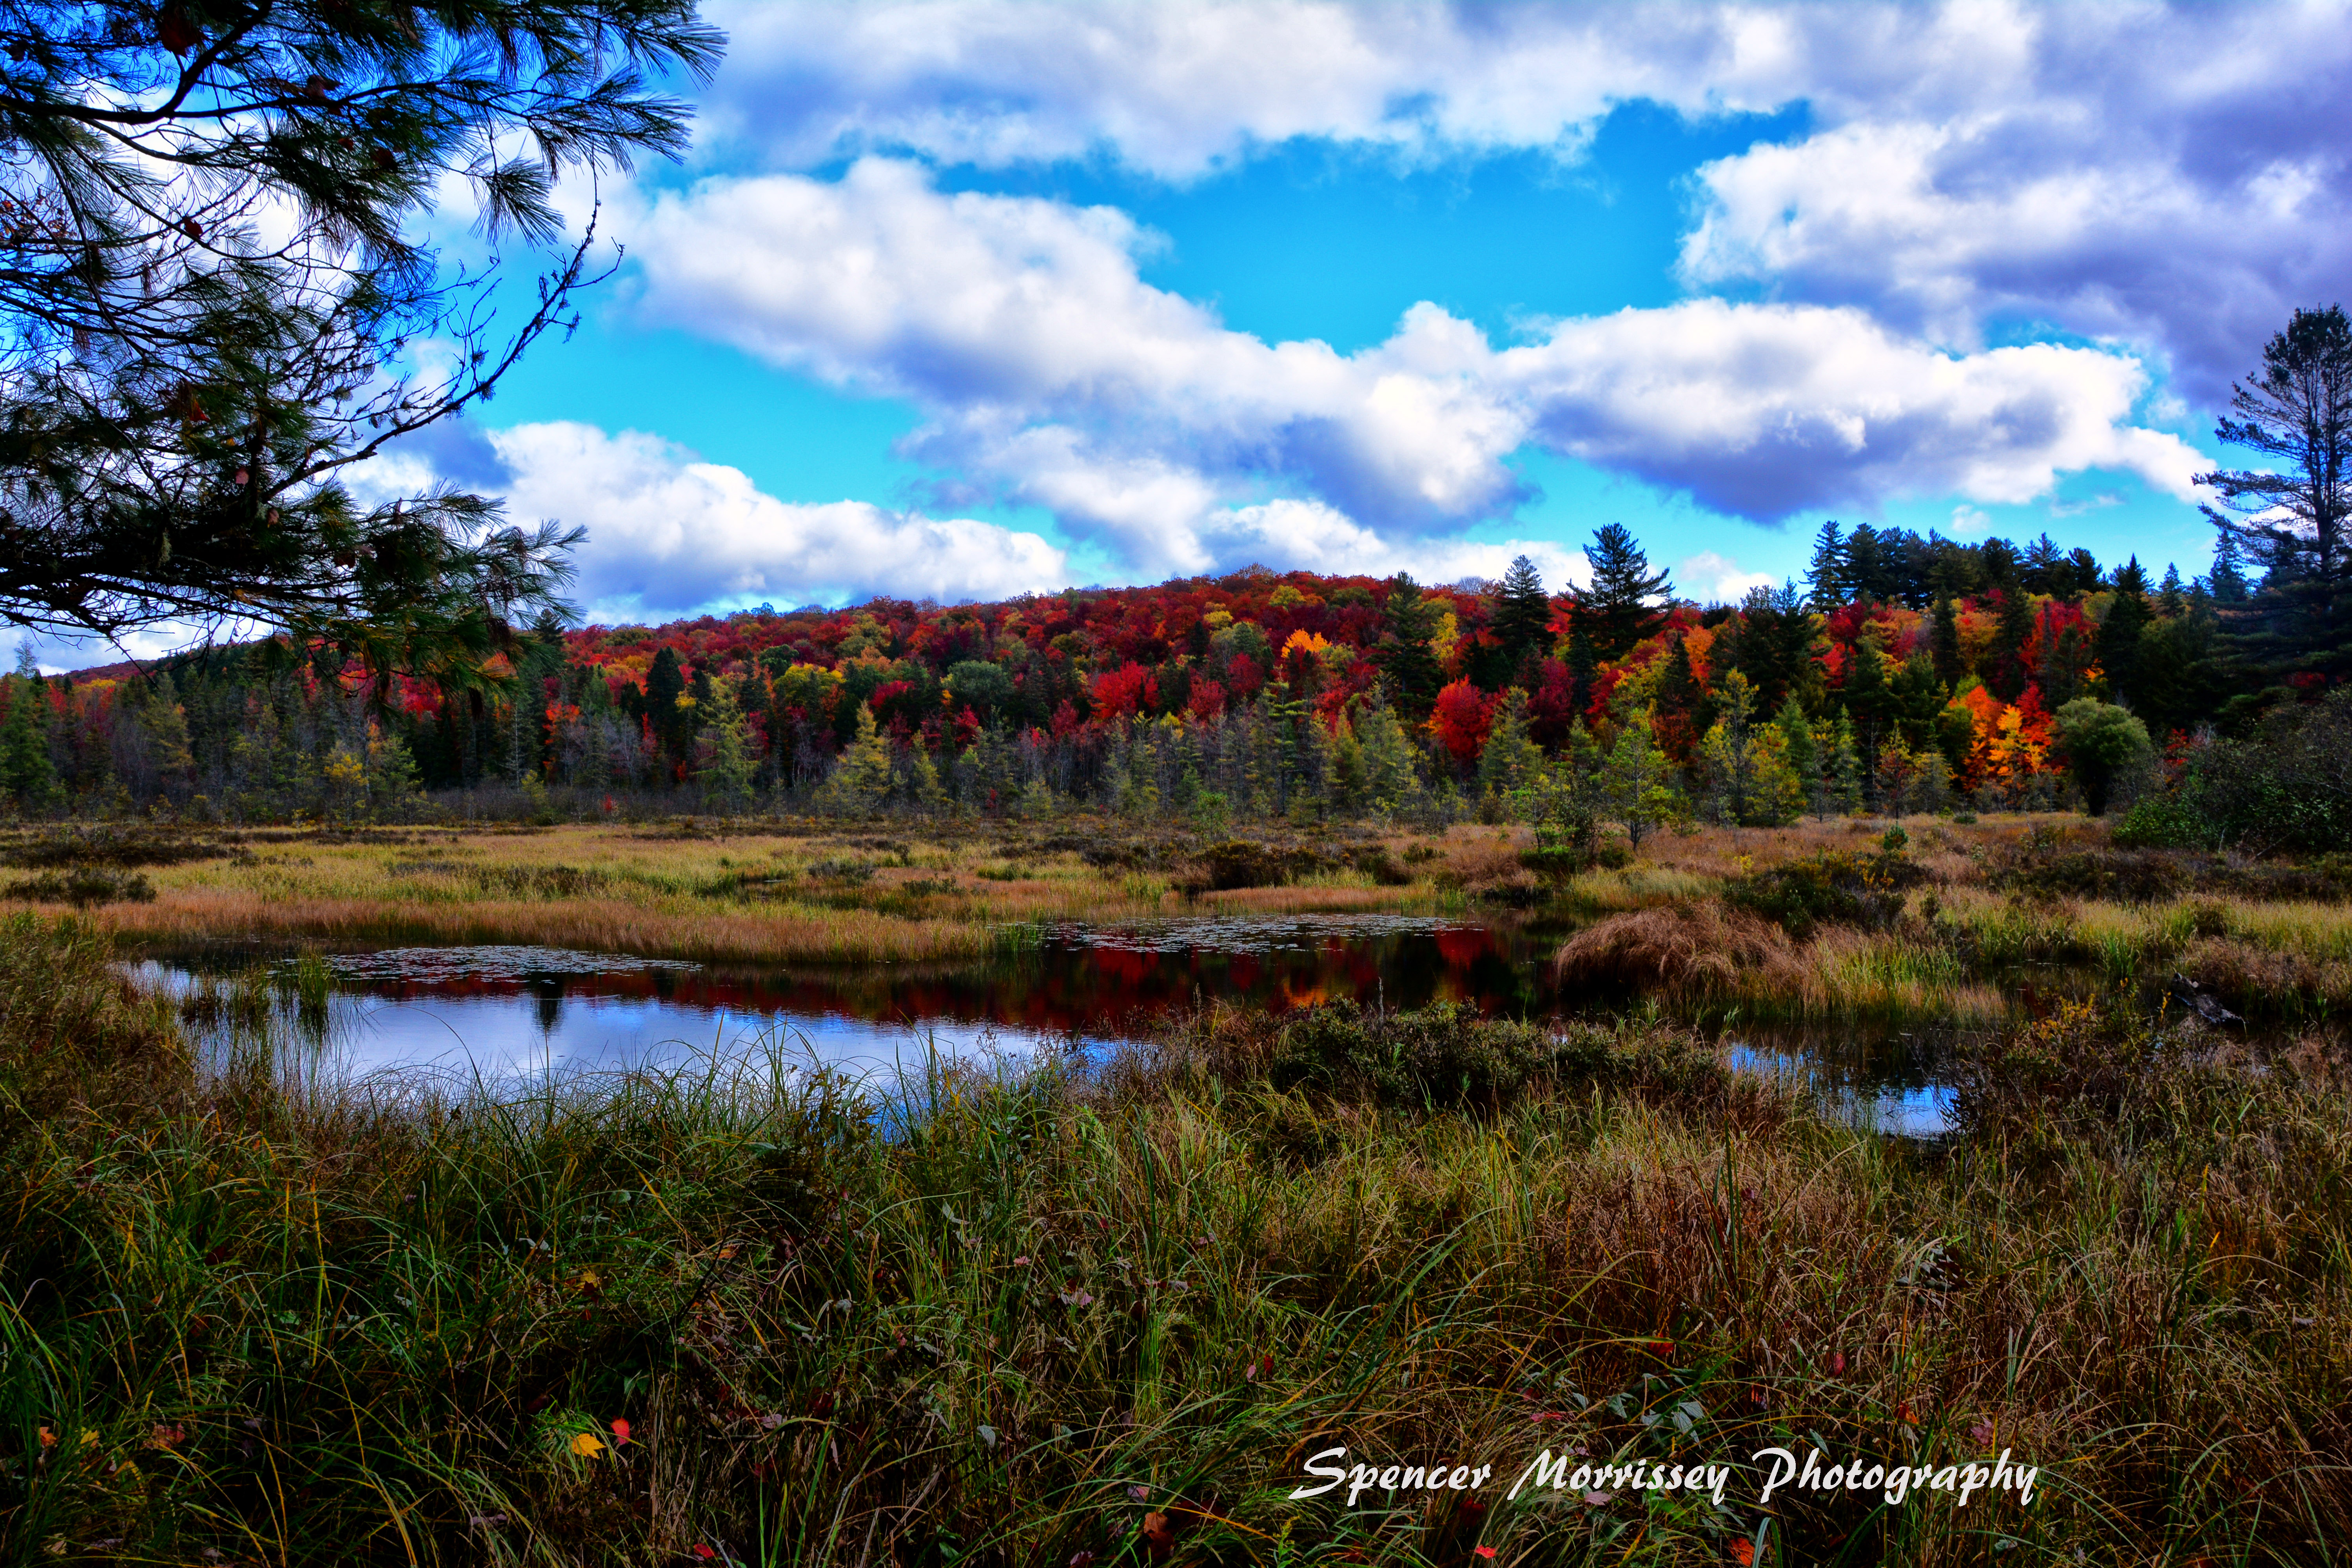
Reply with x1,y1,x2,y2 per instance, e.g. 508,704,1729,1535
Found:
1573,524,1673,663
817,704,893,816
2098,559,2154,707
1,656,59,810
1352,695,1427,817
1840,631,1893,769
0,0,720,673
1844,524,1894,603
1805,520,1849,608
1372,574,1446,718
1930,596,1965,689
1828,713,1866,815
1475,689,1545,806
645,646,689,768
1600,710,1685,848
1490,555,1554,677
1650,632,1704,761
139,671,197,798
1698,671,1802,828
1730,580,1818,713
697,675,757,812
1987,587,2035,701
1775,697,1824,818
364,721,423,812
2210,527,2253,605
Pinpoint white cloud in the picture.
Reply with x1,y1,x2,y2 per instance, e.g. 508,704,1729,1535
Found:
609,161,2202,574
696,1,1788,178
685,0,2352,404
484,422,1070,617
1678,551,1777,603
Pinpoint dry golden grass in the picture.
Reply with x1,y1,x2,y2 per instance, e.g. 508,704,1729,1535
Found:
4,819,1458,961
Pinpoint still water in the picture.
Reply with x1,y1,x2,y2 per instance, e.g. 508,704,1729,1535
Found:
134,915,1955,1132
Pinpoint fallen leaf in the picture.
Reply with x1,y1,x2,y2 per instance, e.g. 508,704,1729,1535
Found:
610,1418,631,1446
1140,1510,1174,1561
1475,1550,1497,1561
1730,1538,1756,1566
570,1431,605,1457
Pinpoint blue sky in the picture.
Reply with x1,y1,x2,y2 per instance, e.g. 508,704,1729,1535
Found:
51,0,2352,661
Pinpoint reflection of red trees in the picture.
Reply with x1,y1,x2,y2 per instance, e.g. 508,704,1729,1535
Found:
1436,928,1492,969
329,925,1532,1035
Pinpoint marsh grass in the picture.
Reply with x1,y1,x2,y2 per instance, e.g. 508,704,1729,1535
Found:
0,821,1479,964
3,922,2347,1564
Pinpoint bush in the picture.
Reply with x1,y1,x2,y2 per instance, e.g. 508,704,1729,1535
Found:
1182,839,1292,891
1985,835,2190,904
1722,847,1924,939
4,867,156,906
2109,793,2204,849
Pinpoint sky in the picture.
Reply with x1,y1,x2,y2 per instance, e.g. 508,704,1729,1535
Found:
42,0,2352,659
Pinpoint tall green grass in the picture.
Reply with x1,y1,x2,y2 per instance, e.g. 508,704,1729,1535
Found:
2,922,2348,1564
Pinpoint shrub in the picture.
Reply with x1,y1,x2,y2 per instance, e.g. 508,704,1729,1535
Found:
1985,835,2190,904
1722,847,1925,939
4,866,156,906
1182,839,1292,891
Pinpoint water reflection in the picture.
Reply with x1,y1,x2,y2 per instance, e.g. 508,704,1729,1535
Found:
134,916,1537,1089
134,918,1964,1133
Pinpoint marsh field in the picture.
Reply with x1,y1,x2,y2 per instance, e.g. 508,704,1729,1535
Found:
2,810,2349,1566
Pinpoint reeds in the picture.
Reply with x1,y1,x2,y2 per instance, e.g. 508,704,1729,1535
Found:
6,921,2345,1564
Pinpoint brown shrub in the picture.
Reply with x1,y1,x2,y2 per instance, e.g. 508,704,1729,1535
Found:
1553,901,1808,998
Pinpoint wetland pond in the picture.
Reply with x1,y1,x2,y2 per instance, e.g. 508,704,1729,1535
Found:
134,915,1957,1134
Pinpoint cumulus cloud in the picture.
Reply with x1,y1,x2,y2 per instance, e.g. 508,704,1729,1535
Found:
691,0,2352,404
695,0,1787,176
1678,551,1779,604
611,160,2201,575
482,422,1071,618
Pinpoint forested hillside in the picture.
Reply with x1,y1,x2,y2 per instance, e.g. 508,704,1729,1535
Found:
6,517,2346,848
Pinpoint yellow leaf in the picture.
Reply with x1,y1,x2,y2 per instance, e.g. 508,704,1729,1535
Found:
570,1431,606,1457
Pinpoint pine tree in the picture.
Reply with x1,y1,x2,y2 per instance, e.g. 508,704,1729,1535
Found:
1352,695,1428,817
697,675,757,813
817,704,893,817
1775,697,1823,817
1650,632,1704,761
1828,713,1866,815
1490,554,1554,679
0,1,719,671
2210,526,2253,604
2098,558,2154,706
1475,689,1545,807
1373,574,1446,718
1697,671,1802,828
1985,586,2034,701
1844,524,1890,603
1930,597,1965,688
1601,710,1685,849
1730,580,1818,712
140,671,197,797
645,646,689,768
1,658,59,811
364,721,423,811
1574,524,1674,663
1805,520,1849,608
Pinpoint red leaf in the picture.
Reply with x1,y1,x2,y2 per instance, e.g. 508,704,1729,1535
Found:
610,1418,631,1446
